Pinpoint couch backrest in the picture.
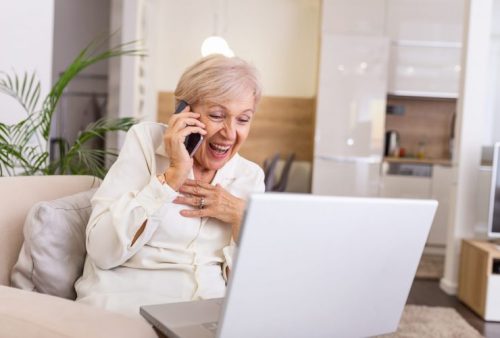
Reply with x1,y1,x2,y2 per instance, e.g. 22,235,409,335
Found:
0,175,101,286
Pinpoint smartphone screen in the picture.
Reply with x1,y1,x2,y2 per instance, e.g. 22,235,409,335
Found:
174,100,203,157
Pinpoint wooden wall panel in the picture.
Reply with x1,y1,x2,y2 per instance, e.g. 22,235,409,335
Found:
157,92,316,167
157,92,176,123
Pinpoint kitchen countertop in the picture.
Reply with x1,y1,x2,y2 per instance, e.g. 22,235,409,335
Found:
384,157,452,166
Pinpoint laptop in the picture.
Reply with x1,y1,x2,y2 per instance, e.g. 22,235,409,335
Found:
141,193,437,338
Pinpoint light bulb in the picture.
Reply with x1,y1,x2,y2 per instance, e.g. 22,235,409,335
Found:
201,36,234,57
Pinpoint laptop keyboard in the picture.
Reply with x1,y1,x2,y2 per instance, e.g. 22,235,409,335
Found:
202,322,218,334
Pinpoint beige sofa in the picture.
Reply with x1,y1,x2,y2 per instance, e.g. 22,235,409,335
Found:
0,175,159,338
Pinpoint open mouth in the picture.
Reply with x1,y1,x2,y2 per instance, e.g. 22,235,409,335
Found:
209,142,232,155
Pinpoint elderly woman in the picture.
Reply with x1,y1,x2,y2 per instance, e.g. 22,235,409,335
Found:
75,55,264,317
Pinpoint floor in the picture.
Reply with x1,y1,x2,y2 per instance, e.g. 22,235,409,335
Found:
407,279,500,338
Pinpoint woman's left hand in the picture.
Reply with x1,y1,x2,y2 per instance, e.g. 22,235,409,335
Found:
173,179,245,240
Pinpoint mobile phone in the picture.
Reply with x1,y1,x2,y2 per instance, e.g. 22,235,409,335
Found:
174,100,204,157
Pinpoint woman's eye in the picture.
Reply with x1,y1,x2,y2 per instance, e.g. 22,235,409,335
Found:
209,113,224,120
238,116,251,123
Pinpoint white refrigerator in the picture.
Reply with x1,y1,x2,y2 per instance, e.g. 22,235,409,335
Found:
312,35,390,197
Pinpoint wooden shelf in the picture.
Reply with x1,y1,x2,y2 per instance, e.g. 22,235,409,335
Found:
458,239,500,321
384,157,452,166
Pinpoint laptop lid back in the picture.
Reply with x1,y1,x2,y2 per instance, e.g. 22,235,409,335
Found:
217,193,437,338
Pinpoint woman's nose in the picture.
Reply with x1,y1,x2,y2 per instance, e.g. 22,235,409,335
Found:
221,120,236,140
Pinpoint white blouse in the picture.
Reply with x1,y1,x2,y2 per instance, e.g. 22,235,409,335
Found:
75,122,265,317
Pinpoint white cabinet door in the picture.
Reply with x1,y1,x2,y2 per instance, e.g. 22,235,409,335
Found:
380,166,452,246
385,0,465,98
313,34,388,197
315,35,389,159
387,44,461,98
312,158,381,197
386,0,464,42
380,175,432,199
322,0,386,35
429,165,454,246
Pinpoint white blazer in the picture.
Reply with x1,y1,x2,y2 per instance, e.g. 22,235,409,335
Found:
75,122,265,317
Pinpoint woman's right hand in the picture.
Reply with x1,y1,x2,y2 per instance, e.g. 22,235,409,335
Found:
162,104,207,191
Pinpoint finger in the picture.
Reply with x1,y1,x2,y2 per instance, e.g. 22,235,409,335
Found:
176,111,200,118
172,116,204,131
179,183,212,196
170,111,199,122
183,179,215,190
172,115,205,129
177,127,207,139
177,112,201,120
173,196,207,208
173,196,189,205
169,112,200,126
180,208,210,218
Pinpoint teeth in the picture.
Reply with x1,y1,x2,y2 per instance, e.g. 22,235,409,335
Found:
210,143,231,153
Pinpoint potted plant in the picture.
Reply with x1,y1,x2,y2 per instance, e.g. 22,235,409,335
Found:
0,37,144,178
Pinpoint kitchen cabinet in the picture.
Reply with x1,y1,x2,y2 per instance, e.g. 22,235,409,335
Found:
429,165,454,246
385,0,465,98
387,43,461,98
380,162,453,247
385,0,464,43
321,0,386,36
312,34,389,197
314,157,381,197
380,174,432,199
320,0,464,97
314,0,461,208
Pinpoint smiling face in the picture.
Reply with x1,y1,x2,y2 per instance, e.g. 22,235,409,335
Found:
192,89,255,172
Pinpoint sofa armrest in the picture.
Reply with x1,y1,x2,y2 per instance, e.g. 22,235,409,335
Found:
0,286,159,338
0,175,100,286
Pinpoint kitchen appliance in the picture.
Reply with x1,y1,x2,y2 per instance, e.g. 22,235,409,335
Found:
385,130,400,157
312,35,390,197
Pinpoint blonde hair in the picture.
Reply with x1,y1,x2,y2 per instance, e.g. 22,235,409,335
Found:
174,54,262,108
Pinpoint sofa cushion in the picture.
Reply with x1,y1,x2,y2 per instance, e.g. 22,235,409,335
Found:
0,285,158,338
10,188,97,299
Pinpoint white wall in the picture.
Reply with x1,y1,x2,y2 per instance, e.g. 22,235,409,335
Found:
107,0,147,152
485,0,500,144
441,0,493,295
150,0,321,101
0,0,54,125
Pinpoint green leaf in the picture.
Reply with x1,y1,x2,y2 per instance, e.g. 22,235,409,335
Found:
63,117,136,178
0,71,42,116
0,33,142,177
39,38,144,141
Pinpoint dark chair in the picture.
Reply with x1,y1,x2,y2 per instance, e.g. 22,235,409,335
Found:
273,153,295,192
263,153,280,192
